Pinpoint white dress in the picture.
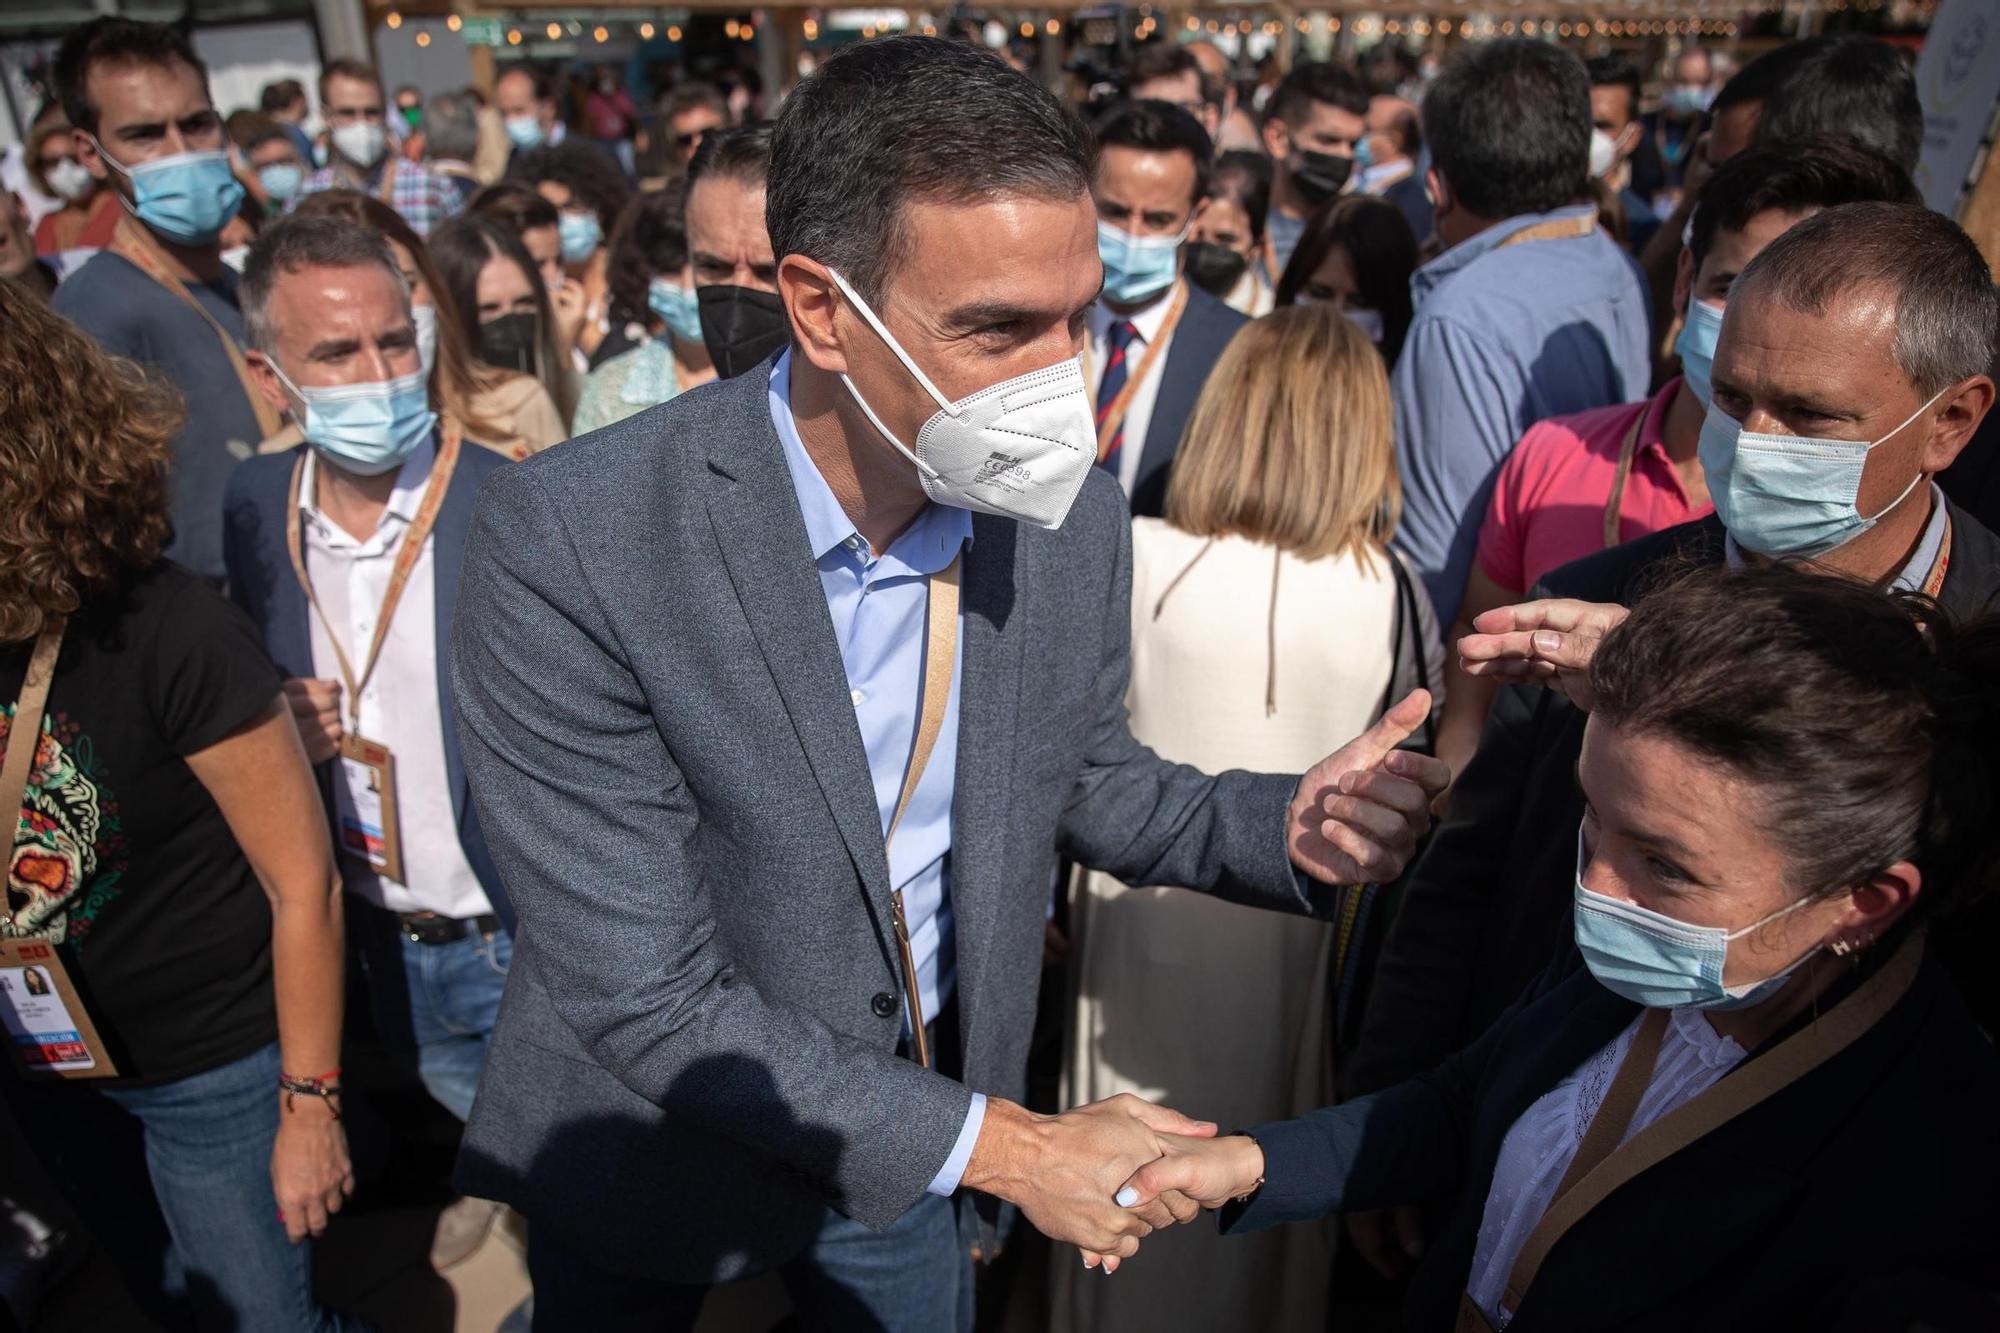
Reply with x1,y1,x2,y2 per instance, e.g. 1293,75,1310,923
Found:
1052,521,1443,1333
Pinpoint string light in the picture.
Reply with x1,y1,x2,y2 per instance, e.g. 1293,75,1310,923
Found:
725,19,740,37
385,11,401,29
639,21,655,38
445,14,461,31
667,25,682,41
507,28,521,44
545,22,561,38
802,18,817,39
415,31,431,46
1019,20,1034,37
592,25,609,42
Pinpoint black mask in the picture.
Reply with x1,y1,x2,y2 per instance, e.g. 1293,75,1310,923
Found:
477,311,540,376
1290,149,1353,206
1184,242,1249,297
696,284,790,379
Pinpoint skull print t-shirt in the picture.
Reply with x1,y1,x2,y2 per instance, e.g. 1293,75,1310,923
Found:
1,561,282,1084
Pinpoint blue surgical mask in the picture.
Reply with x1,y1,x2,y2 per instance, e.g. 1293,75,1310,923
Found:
96,143,245,246
1697,388,1944,559
558,211,602,264
648,276,704,344
1354,136,1375,171
1663,86,1715,116
272,362,437,476
1572,829,1824,1011
1674,298,1724,409
257,161,304,203
504,115,546,149
1097,219,1185,306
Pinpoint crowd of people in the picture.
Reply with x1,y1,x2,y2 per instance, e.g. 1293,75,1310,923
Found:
1,12,1997,1333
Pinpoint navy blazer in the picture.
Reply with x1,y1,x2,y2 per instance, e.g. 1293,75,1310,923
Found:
1127,283,1248,520
221,440,515,931
1229,945,2000,1330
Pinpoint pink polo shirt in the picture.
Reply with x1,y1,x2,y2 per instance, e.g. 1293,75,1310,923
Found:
1474,378,1713,595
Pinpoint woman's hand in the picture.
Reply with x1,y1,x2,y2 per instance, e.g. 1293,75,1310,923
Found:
551,276,589,355
271,1095,354,1243
1115,1132,1266,1214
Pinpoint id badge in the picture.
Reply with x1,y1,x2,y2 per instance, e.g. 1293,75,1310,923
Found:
335,732,405,884
0,937,119,1079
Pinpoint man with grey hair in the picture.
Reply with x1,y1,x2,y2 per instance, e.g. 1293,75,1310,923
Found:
1344,200,2000,1275
419,89,484,208
221,214,517,1265
448,34,1447,1329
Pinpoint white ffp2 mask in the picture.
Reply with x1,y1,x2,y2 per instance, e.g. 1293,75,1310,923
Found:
827,268,1097,530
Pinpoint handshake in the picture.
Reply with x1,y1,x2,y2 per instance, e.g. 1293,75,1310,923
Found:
961,1093,1268,1273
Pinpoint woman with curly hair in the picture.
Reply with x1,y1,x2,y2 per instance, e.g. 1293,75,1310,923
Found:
572,183,716,433
0,282,360,1331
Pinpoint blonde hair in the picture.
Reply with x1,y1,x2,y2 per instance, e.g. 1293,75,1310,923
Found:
1164,304,1400,571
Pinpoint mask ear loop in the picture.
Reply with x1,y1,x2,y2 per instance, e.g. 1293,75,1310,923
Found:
1858,384,1954,523
825,267,959,419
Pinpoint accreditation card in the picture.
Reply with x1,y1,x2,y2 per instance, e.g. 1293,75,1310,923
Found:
0,936,119,1079
335,732,405,884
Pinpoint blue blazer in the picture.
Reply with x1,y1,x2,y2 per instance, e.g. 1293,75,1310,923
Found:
1227,943,2000,1330
1128,283,1248,519
222,441,515,932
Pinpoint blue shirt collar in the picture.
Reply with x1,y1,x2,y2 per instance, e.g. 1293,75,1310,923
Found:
767,351,973,572
1410,202,1600,304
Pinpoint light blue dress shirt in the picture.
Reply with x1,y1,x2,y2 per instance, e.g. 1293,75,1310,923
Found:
768,353,986,1196
1389,203,1652,624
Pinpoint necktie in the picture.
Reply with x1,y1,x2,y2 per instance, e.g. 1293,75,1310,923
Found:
1095,319,1139,474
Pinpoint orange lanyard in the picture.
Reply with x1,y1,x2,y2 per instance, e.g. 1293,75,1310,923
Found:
1087,281,1188,460
108,216,284,440
1494,210,1599,250
1920,508,1954,600
284,420,461,725
1602,398,1654,549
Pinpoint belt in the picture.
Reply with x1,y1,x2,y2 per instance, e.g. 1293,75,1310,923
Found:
387,909,501,946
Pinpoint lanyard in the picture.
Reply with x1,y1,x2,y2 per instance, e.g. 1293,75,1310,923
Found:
108,216,285,440
884,551,963,1071
1087,280,1189,461
1920,508,1954,600
1601,398,1654,549
1493,210,1599,251
284,420,461,726
1,620,67,930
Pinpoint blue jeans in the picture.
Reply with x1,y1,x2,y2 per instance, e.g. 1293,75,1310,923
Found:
3,1041,359,1332
353,907,510,1121
527,1192,977,1332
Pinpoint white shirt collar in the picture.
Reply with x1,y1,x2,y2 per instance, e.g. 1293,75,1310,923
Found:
297,433,440,550
1087,280,1183,346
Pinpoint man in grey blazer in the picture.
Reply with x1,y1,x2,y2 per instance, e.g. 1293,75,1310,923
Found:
450,36,1447,1330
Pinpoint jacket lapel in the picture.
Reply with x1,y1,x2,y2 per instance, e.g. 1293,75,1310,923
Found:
946,515,1025,1040
260,450,316,680
701,374,895,919
432,451,474,825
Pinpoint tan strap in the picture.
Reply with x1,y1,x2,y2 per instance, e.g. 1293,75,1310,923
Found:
108,216,285,440
1493,211,1599,251
885,551,963,1070
2,621,68,930
1088,281,1189,461
1550,1008,1667,1201
1601,397,1654,549
1499,934,1924,1313
285,419,462,725
1921,508,1953,600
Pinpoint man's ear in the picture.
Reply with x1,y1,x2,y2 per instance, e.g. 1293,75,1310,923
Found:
75,126,112,185
1424,164,1450,216
1261,117,1290,162
779,254,850,376
1921,375,1997,474
245,349,294,420
1673,244,1696,322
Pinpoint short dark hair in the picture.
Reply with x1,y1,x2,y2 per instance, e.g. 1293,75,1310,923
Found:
466,181,561,235
768,36,1093,302
1593,563,2000,926
606,183,690,329
260,78,305,114
1128,45,1208,102
1422,38,1590,221
1375,98,1421,159
660,80,727,122
53,17,208,136
1755,35,1922,173
242,121,295,156
1689,135,1919,270
498,64,554,103
1736,202,1998,397
318,57,382,105
1584,54,1641,124
1094,100,1214,206
506,141,634,228
1208,150,1271,241
688,122,773,189
241,215,404,353
1266,60,1368,131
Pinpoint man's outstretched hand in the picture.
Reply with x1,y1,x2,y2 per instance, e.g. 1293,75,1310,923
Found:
1290,689,1449,885
1455,599,1628,713
961,1094,1216,1268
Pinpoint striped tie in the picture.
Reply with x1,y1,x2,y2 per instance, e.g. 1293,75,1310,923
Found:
1095,319,1139,474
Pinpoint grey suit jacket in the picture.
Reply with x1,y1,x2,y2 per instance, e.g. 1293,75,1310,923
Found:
450,361,1321,1281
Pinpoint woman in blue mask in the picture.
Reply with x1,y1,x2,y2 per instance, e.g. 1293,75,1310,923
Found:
573,183,716,434
504,143,633,369
1093,564,2000,1330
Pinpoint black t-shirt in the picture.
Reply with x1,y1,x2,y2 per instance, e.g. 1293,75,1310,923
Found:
1,562,282,1084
